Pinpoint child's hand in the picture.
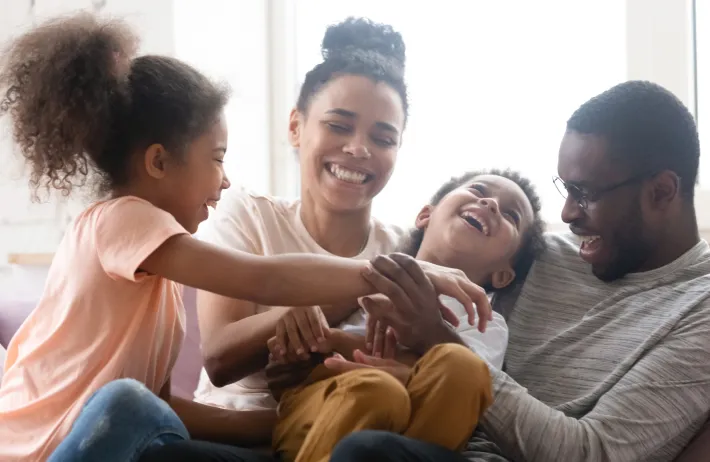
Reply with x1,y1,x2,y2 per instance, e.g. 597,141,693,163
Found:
272,306,330,360
364,303,398,359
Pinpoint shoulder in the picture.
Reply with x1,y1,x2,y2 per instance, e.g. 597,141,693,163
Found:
88,196,178,230
369,216,406,253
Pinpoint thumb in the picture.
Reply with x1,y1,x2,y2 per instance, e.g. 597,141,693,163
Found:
323,355,369,374
353,349,399,367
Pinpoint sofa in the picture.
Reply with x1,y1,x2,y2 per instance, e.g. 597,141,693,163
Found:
1,288,709,461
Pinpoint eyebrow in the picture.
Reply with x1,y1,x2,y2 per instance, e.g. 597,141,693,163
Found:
326,108,400,135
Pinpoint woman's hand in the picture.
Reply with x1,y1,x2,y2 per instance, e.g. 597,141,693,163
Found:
360,253,481,355
270,306,330,360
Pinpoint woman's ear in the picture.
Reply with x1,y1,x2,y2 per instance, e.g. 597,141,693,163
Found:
491,267,515,290
415,205,434,230
288,108,302,149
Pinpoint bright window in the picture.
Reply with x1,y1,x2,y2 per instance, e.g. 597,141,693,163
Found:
294,0,627,227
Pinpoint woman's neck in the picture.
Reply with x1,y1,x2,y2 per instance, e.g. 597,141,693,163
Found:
299,195,372,258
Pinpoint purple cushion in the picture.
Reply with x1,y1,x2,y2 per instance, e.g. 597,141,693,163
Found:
171,287,203,399
0,288,204,399
0,299,35,348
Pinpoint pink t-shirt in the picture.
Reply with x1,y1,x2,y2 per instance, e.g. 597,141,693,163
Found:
0,196,188,461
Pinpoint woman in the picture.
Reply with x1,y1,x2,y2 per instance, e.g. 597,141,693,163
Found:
142,16,410,462
193,16,408,412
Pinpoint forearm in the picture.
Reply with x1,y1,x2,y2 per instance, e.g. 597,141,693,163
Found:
202,308,287,387
169,395,276,446
143,235,375,307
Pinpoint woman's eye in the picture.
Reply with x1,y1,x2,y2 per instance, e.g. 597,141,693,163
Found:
327,123,351,134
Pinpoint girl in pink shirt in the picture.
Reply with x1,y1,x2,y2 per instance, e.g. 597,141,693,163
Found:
0,13,488,462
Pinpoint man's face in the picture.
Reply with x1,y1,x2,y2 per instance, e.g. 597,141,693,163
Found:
557,130,652,281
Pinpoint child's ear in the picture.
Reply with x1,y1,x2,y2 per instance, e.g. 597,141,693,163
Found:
415,205,434,230
144,143,169,179
491,267,516,290
288,108,302,149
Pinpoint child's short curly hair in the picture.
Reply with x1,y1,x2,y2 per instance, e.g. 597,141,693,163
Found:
399,169,546,292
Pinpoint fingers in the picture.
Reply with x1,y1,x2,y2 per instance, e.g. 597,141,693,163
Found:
362,262,413,320
372,320,387,358
369,255,424,304
365,311,377,353
306,307,327,348
294,310,318,353
275,322,288,357
390,253,434,290
267,336,284,364
383,327,397,359
283,315,308,359
438,301,460,327
323,355,369,374
352,349,400,367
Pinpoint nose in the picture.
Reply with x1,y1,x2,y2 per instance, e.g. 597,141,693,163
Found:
343,135,371,159
560,195,582,224
479,197,499,214
221,172,231,190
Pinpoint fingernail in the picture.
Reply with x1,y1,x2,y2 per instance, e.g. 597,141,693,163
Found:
363,265,373,275
279,349,286,355
311,346,318,352
366,342,372,350
297,348,304,355
318,337,326,343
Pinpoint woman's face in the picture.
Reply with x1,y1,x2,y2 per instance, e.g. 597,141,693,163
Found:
290,74,405,213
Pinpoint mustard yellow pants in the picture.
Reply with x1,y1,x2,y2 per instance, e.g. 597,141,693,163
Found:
272,343,493,462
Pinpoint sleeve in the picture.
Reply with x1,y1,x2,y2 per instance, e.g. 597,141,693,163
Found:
95,197,188,281
480,305,710,462
440,295,509,370
194,187,263,255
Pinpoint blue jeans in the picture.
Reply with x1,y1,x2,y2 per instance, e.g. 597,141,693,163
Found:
49,378,189,462
330,431,468,462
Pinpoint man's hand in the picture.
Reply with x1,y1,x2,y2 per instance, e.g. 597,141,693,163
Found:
361,254,472,355
271,306,330,360
323,349,411,385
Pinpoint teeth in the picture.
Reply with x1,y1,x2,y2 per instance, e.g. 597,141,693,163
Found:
460,211,489,235
206,200,218,209
584,235,601,244
328,163,368,184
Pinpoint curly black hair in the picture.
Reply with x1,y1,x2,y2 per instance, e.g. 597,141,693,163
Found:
0,13,229,198
296,17,408,122
567,80,699,199
399,169,546,292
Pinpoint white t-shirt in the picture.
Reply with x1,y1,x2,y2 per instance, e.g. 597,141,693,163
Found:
440,295,508,370
193,188,403,410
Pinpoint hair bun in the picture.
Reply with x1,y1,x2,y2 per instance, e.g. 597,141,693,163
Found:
321,17,405,68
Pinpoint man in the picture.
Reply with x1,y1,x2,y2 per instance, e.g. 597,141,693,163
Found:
325,81,710,462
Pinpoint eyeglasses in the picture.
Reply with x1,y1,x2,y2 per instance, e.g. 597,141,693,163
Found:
553,173,652,210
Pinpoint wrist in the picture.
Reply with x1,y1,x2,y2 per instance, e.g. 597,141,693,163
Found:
417,320,462,354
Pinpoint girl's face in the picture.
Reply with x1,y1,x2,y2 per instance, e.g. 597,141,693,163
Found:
290,74,405,214
148,112,231,233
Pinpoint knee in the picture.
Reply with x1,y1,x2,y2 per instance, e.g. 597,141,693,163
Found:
420,344,492,391
331,430,399,462
91,379,175,420
335,370,411,428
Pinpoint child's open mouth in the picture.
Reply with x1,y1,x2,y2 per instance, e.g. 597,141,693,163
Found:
460,211,489,236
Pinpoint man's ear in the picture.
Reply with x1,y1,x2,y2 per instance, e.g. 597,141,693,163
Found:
144,144,170,179
647,170,680,211
490,267,515,290
415,205,434,230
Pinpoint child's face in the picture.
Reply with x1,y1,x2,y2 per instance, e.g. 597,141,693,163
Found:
416,174,535,289
148,112,231,233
